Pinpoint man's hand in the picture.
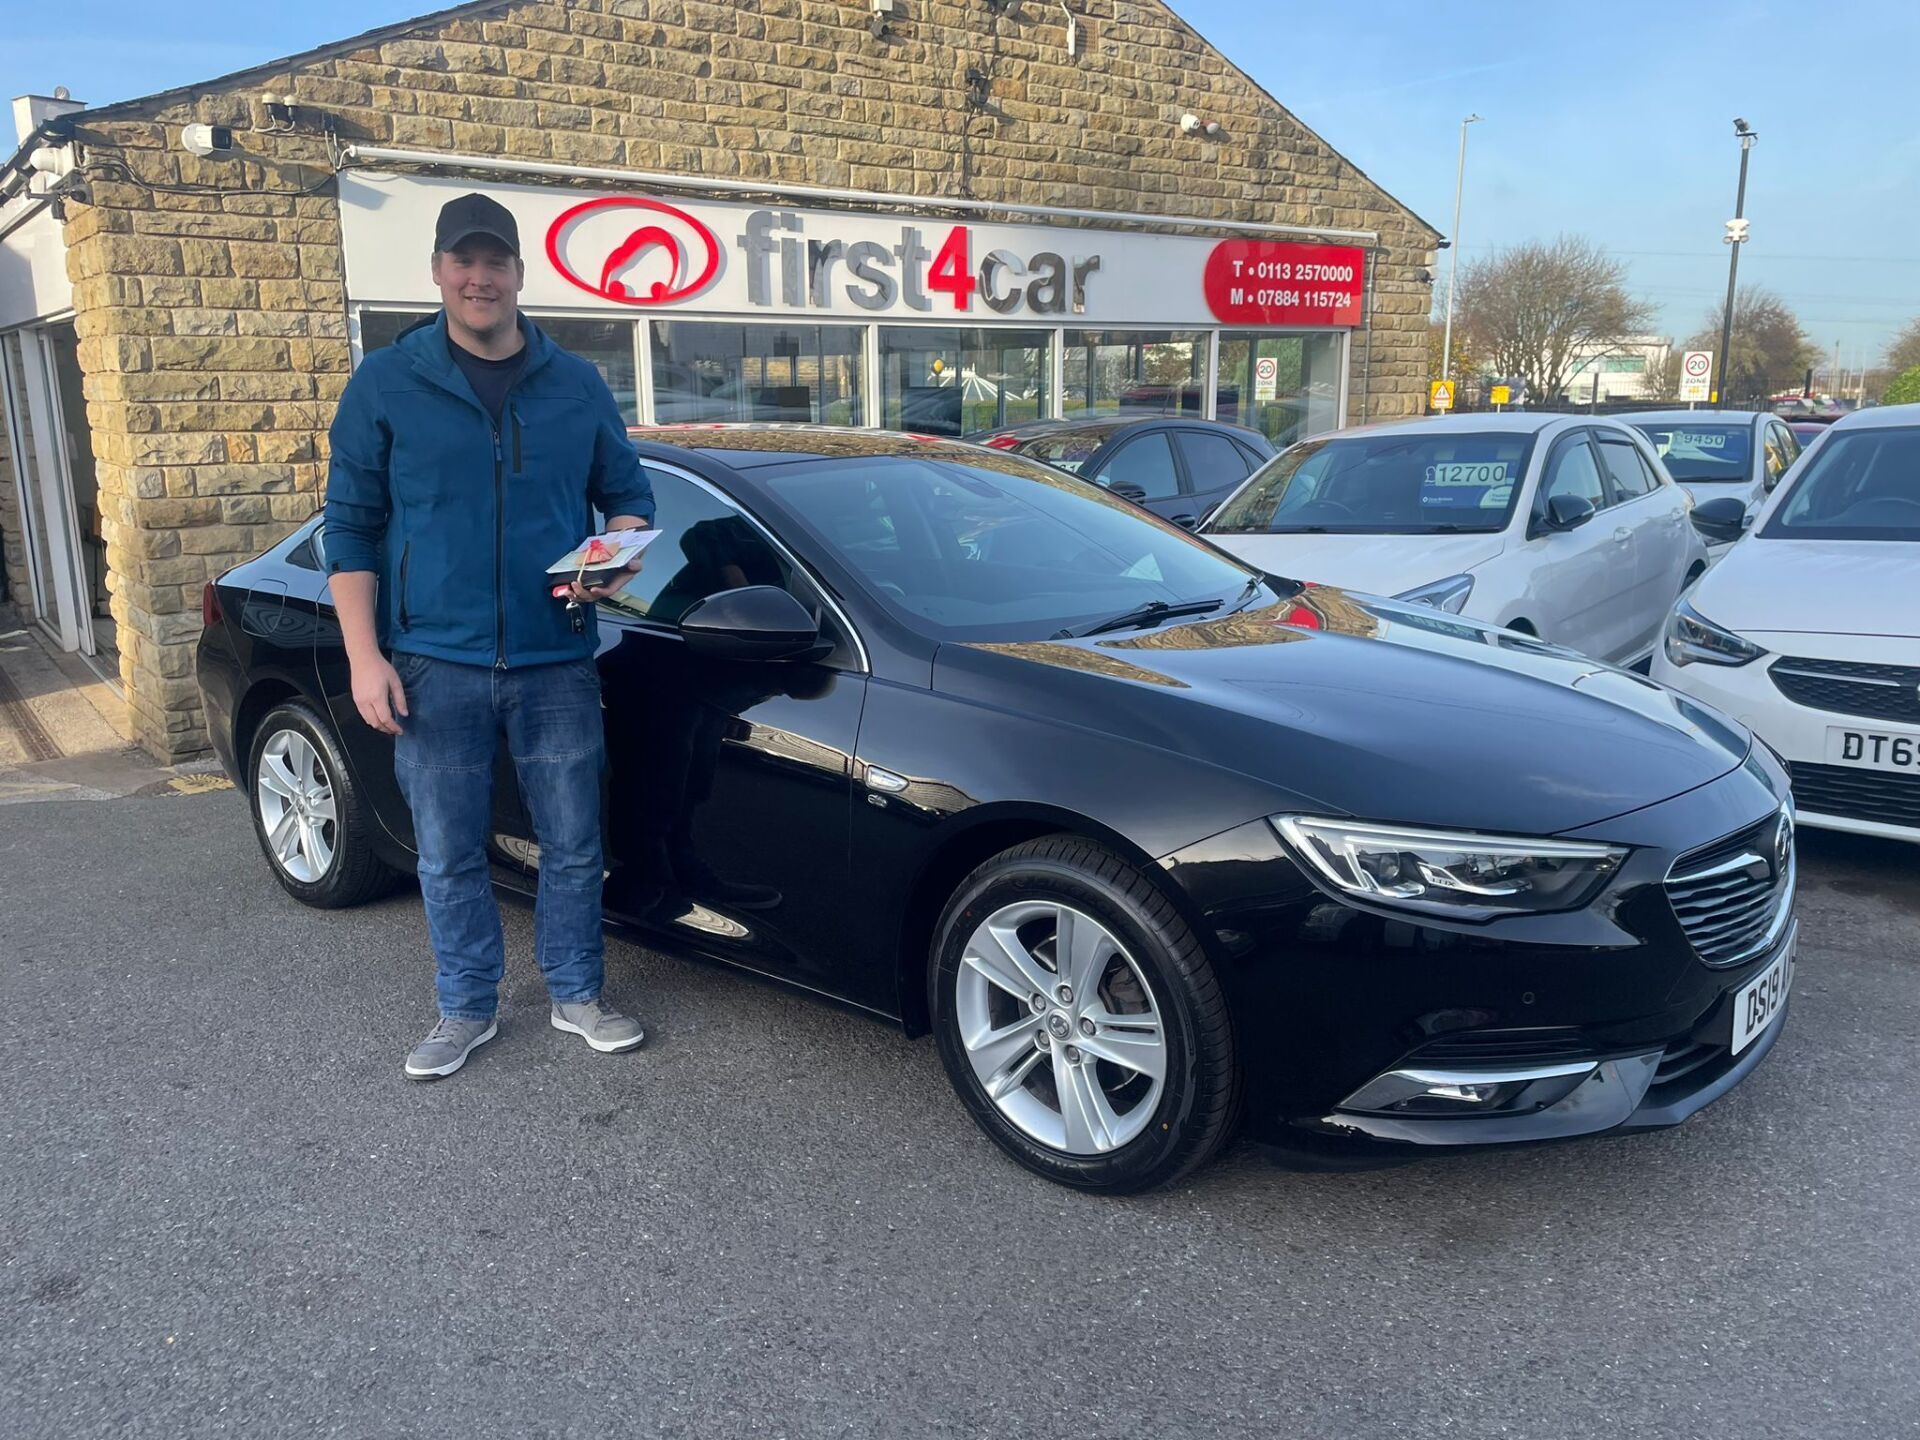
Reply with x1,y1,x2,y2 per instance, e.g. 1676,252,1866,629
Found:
350,654,409,736
567,551,645,605
567,517,650,605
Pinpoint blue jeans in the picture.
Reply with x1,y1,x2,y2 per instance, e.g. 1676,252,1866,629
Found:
392,653,607,1021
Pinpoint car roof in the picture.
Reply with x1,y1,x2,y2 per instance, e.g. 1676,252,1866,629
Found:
1824,402,1920,432
628,423,1003,470
1618,410,1766,424
1323,412,1576,439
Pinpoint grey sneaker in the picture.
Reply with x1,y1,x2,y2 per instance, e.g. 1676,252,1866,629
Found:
550,997,646,1054
403,1016,498,1080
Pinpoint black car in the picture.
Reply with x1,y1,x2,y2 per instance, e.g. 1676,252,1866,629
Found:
197,427,1796,1193
966,415,1275,527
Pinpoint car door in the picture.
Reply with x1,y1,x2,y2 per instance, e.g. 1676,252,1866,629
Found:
1520,428,1634,661
493,464,869,985
1593,430,1692,661
1168,427,1256,528
1086,429,1186,520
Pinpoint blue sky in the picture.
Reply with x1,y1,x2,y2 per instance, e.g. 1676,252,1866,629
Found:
8,1,1916,369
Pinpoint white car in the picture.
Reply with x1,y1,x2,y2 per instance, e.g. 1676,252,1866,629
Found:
1200,414,1711,668
1651,404,1920,845
1622,409,1803,549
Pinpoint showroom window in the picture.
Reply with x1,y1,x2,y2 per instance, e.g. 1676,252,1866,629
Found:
878,327,1053,437
1061,330,1208,417
650,321,864,426
1217,332,1343,446
356,310,641,423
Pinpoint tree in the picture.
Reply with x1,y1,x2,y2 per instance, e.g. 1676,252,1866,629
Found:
1426,308,1482,387
1886,317,1920,377
1687,287,1812,404
1453,236,1653,402
1642,347,1683,402
1884,365,1920,406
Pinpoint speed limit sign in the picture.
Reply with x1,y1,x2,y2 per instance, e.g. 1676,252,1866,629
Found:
1681,350,1713,401
1254,355,1278,400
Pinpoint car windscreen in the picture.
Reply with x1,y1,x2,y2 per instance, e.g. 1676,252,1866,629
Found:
1759,425,1920,542
1631,422,1752,482
759,454,1261,641
1011,425,1125,474
1205,431,1536,535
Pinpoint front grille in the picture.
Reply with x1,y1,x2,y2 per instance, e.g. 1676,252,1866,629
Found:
1665,812,1793,967
1790,762,1920,829
1411,1028,1592,1065
1769,657,1920,724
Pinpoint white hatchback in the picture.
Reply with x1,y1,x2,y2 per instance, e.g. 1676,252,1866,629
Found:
1622,410,1803,551
1651,404,1920,845
1200,414,1711,668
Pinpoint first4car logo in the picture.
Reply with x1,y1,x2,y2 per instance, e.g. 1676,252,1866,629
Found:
544,199,1101,316
545,197,723,306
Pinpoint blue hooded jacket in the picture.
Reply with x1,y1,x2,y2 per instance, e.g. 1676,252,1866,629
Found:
323,312,654,668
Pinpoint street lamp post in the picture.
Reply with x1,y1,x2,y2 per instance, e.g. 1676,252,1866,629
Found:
1716,118,1757,409
1439,113,1482,400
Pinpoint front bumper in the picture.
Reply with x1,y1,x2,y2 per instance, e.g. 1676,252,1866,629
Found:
1160,752,1796,1150
1652,636,1920,843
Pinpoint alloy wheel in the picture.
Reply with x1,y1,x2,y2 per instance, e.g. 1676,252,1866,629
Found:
956,901,1167,1156
255,729,337,883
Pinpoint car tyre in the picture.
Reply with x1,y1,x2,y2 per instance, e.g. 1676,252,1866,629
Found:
930,837,1241,1193
246,699,397,909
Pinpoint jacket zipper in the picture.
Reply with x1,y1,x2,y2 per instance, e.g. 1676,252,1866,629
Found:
493,424,506,670
397,541,411,631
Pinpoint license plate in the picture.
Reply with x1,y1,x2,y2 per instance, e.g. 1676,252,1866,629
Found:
1731,938,1794,1056
1825,727,1920,773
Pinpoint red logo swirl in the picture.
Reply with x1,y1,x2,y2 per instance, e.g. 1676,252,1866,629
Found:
545,197,721,306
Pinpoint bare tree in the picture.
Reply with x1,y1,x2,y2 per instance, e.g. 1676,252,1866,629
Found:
1642,346,1683,402
1454,236,1653,402
1687,287,1813,404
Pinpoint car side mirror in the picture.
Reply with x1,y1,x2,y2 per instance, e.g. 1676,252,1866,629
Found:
1691,495,1748,545
678,585,824,662
1539,493,1595,534
1108,480,1148,503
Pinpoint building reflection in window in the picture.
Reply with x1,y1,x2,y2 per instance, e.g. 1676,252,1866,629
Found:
879,326,1053,437
649,321,864,426
1061,329,1208,418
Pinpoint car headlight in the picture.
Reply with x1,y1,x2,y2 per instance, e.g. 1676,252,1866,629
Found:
1272,816,1628,920
1664,598,1766,668
1393,574,1474,614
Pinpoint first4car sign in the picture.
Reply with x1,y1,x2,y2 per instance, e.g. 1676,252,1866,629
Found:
341,172,1369,329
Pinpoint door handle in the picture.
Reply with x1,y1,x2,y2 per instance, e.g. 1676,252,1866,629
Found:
1613,527,1632,544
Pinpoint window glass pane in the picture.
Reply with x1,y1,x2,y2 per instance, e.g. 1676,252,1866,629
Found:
763,454,1257,642
357,309,432,354
1216,333,1342,446
1543,437,1607,510
1628,421,1752,483
1596,437,1656,498
1061,330,1207,417
543,318,639,423
1096,433,1180,500
1172,430,1253,489
1210,431,1534,535
879,327,1052,437
1762,426,1920,542
649,321,864,426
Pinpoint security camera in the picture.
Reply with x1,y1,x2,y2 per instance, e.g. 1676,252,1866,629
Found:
181,123,233,157
1180,112,1201,135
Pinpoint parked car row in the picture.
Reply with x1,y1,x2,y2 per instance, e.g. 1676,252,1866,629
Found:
200,422,1813,1193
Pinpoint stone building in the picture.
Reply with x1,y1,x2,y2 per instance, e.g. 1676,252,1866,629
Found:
0,0,1439,760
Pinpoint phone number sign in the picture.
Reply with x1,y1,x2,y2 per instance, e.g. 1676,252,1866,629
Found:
1203,241,1366,326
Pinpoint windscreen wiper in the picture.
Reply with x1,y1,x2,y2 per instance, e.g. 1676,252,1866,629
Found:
1056,597,1226,640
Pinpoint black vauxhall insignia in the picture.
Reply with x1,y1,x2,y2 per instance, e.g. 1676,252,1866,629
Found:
195,427,1797,1192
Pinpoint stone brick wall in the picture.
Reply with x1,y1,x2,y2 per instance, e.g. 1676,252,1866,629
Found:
59,0,1438,759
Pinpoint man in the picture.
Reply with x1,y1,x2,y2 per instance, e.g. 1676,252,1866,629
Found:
324,192,654,1080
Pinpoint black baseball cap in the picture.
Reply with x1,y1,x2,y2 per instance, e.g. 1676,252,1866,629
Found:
434,192,519,256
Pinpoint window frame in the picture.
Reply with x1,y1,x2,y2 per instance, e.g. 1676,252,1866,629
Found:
1168,425,1255,495
1593,431,1660,503
1087,427,1185,501
599,458,871,675
1534,427,1614,525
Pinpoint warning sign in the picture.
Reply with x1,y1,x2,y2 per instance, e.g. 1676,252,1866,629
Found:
1254,355,1279,401
1680,350,1713,402
1430,380,1455,411
1490,384,1512,407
